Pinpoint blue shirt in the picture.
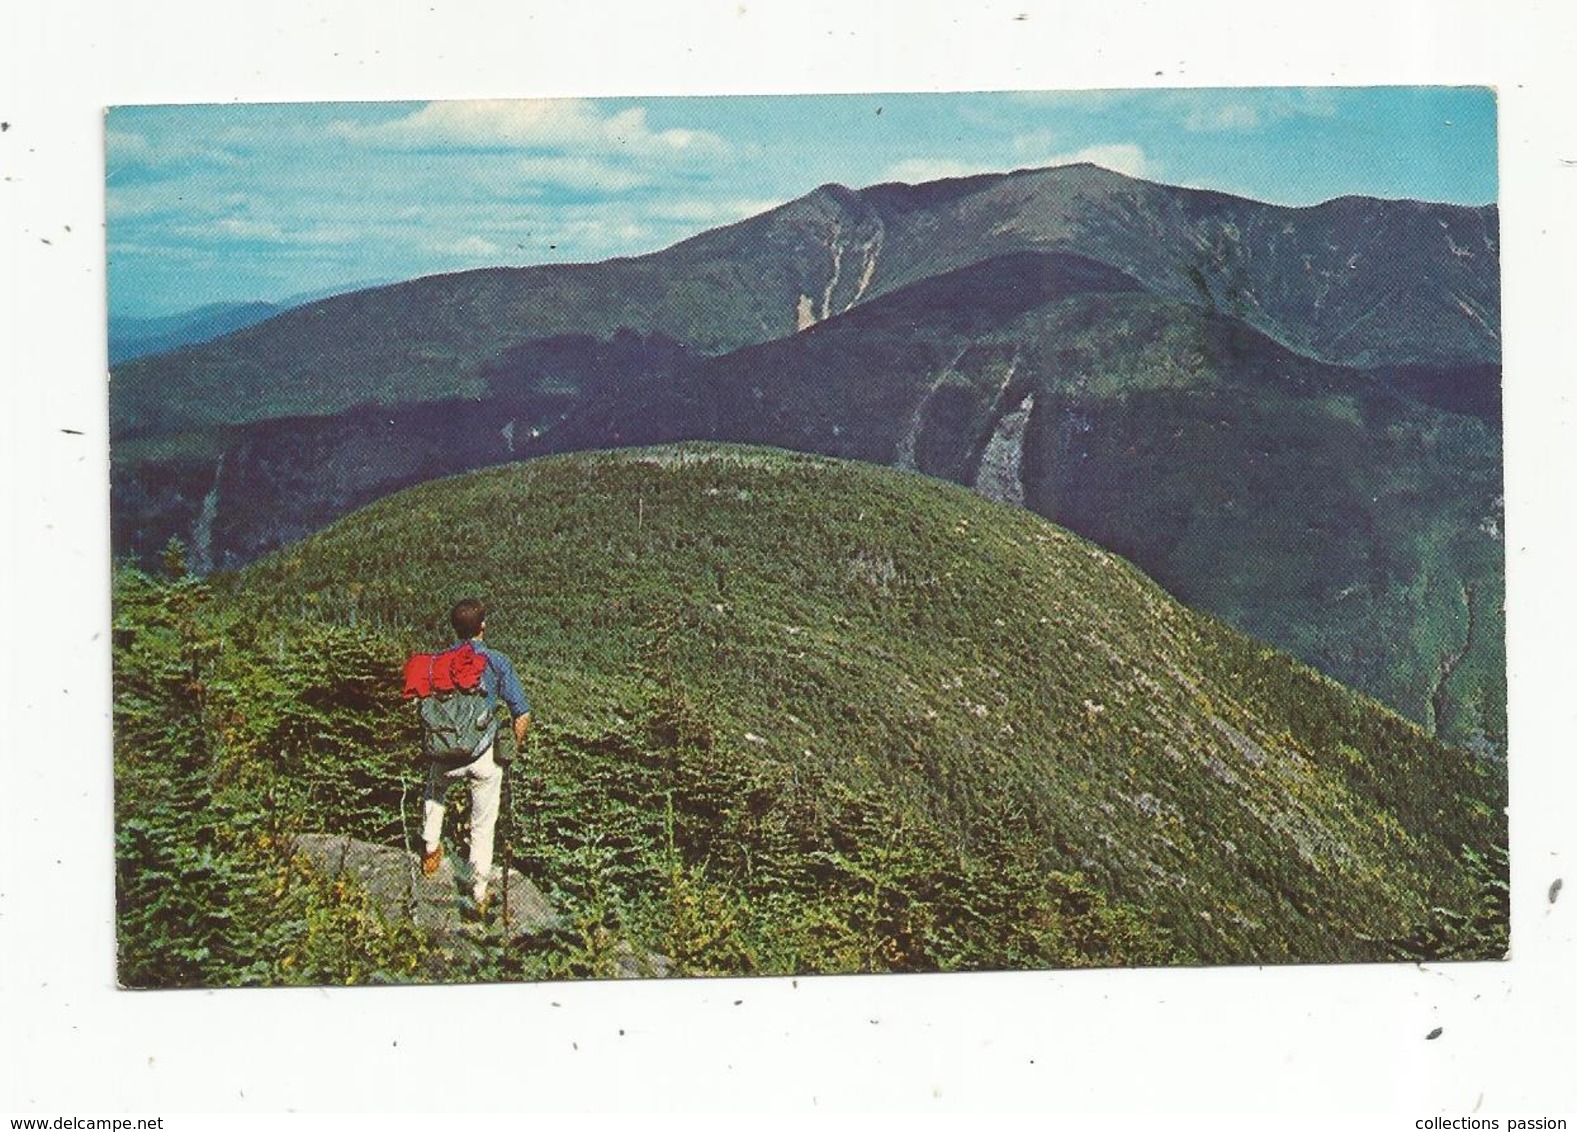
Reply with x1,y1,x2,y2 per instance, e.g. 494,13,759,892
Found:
458,638,531,719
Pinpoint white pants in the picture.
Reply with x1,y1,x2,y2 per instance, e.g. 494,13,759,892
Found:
421,745,503,901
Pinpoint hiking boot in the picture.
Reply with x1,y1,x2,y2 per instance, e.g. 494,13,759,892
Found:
421,845,444,877
462,892,492,923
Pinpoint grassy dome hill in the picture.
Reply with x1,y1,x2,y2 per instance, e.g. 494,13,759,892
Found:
231,444,1504,970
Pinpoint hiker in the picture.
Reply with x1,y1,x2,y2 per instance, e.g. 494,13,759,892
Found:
419,597,532,913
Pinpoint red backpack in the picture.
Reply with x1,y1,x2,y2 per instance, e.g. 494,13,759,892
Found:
403,642,488,698
403,643,495,764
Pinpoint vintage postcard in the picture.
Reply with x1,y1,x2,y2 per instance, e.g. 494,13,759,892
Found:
106,89,1506,989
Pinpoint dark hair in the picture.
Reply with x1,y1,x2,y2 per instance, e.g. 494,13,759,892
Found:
450,598,487,639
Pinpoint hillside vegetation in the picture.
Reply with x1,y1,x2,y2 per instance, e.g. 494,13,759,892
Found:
113,446,1506,985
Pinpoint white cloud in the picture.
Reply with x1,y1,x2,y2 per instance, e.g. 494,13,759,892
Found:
1012,129,1059,156
106,240,212,262
214,217,286,240
1179,89,1341,132
105,129,155,161
166,217,362,249
883,143,1153,185
881,158,980,183
297,225,361,247
1299,89,1341,118
1035,143,1153,178
104,183,175,219
105,129,241,176
329,99,728,160
515,155,650,193
647,197,789,225
559,218,650,247
1185,104,1262,132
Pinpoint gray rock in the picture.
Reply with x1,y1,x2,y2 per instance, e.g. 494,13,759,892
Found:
290,832,562,942
288,832,673,979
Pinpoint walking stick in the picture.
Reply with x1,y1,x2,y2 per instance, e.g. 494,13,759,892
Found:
500,753,512,941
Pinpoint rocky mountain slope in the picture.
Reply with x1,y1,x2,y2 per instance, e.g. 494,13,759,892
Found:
117,251,1502,750
109,164,1498,439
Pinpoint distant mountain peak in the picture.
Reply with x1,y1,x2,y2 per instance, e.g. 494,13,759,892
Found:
807,180,861,203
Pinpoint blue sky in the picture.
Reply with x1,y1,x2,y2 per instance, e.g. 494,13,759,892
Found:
105,87,1497,317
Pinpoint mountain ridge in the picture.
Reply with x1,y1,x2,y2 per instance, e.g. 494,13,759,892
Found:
109,163,1499,439
111,249,1504,750
108,166,1505,754
205,445,1504,972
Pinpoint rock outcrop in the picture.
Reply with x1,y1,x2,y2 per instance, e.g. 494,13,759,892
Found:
292,832,560,940
291,832,673,977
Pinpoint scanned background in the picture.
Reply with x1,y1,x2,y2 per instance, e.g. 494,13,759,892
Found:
3,0,1575,1113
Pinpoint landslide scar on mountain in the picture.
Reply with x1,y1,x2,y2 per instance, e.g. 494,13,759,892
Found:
795,294,816,331
975,392,1035,507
